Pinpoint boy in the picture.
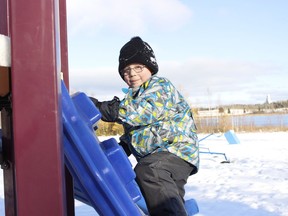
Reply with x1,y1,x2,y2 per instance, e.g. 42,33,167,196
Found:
90,36,199,216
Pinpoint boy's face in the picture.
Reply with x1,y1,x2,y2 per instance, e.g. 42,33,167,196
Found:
121,64,152,88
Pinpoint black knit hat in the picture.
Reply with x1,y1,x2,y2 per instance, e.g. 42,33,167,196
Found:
118,36,159,78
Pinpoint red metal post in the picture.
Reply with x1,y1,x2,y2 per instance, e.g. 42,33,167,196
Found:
59,0,70,87
0,0,8,36
59,0,75,215
1,0,17,215
1,0,67,215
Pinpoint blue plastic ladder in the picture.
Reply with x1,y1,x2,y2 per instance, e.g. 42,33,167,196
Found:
61,80,142,216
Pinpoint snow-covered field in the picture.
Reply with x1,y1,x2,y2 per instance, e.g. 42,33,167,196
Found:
1,132,288,216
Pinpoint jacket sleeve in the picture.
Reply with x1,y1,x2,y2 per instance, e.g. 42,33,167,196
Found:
118,139,131,157
89,96,120,122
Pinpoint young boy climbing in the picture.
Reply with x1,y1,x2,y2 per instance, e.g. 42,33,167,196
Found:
90,36,199,216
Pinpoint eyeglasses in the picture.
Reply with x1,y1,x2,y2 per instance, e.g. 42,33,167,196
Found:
121,65,146,76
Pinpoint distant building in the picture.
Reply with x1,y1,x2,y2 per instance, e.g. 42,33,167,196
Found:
265,94,271,104
197,108,248,117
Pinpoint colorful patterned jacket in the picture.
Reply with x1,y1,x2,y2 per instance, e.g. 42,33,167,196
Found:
118,76,199,173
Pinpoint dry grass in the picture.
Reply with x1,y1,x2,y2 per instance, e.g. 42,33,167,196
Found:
195,114,288,133
95,121,123,136
95,114,288,136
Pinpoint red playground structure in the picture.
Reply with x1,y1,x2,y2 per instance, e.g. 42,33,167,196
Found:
0,1,199,215
0,0,74,215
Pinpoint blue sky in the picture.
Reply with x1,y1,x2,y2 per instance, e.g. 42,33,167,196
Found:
66,0,288,107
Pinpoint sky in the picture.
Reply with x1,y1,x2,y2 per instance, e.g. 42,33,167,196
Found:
66,0,288,107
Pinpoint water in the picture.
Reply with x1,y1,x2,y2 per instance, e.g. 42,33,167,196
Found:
233,114,288,127
197,113,288,128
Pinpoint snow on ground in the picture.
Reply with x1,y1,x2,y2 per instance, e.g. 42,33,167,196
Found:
1,132,288,216
186,132,288,216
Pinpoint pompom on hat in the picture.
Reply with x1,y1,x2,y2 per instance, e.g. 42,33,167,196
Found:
118,36,159,78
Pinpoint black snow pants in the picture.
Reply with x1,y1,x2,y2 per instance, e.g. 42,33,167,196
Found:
134,151,194,216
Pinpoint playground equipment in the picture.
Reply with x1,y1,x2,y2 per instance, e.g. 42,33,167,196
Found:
0,0,76,215
224,130,241,144
199,130,240,163
61,80,143,215
0,1,199,215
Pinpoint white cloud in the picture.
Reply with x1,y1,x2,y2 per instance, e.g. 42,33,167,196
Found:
162,58,287,106
69,66,125,100
69,57,287,106
66,0,193,36
65,0,288,107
